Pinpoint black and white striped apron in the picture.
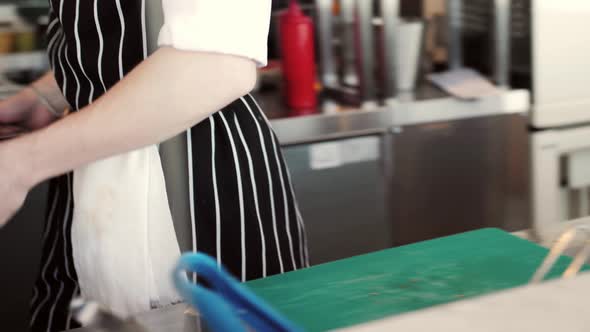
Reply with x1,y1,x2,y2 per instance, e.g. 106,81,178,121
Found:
30,1,309,331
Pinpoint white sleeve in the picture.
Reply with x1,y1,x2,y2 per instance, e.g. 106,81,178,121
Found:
158,0,272,67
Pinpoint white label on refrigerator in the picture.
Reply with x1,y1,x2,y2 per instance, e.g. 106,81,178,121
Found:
310,142,343,170
341,136,380,164
309,137,380,170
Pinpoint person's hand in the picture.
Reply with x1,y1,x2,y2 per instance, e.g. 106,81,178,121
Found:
0,87,59,133
0,141,32,227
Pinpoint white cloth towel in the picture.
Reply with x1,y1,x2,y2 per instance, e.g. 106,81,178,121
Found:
71,145,182,318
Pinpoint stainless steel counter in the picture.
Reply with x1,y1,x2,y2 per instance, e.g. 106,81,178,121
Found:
271,83,532,264
268,108,393,146
258,86,531,146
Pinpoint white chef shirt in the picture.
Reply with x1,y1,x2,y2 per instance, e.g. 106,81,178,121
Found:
158,0,272,67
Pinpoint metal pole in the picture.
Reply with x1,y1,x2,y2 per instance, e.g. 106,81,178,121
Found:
341,0,359,86
446,0,463,70
355,0,378,108
494,0,511,88
145,0,193,253
380,0,400,100
315,0,339,88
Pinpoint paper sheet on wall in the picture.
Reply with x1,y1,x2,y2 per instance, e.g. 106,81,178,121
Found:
428,68,502,100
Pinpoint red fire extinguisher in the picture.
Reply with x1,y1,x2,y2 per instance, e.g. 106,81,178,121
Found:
280,0,318,114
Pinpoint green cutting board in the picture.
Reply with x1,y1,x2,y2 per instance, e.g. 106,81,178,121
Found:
247,228,583,331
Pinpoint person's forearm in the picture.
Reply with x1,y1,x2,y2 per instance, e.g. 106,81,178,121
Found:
30,71,70,112
14,47,256,186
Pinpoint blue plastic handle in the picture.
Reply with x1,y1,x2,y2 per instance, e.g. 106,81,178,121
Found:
173,253,303,332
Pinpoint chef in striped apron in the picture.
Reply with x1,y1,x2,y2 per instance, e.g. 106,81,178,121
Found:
0,1,309,331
